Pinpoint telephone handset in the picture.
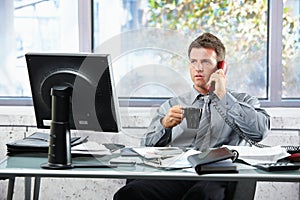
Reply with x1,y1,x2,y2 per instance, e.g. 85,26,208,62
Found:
208,61,228,92
217,61,228,74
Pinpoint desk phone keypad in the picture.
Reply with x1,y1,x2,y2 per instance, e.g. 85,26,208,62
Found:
254,162,300,171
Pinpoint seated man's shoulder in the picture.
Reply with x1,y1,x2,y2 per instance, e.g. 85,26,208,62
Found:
227,89,258,102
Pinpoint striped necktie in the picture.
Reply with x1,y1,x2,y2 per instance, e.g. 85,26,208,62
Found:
194,95,211,151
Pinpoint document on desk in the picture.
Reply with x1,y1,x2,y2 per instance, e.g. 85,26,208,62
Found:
132,147,184,159
223,145,290,165
132,147,200,169
71,141,111,156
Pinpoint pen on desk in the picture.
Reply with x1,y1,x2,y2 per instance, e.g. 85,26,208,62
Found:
73,164,117,168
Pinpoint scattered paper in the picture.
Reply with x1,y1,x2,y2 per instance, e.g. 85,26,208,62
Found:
223,145,290,165
71,141,111,156
139,148,200,169
160,149,200,169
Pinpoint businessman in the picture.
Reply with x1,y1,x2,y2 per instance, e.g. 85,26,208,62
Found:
114,32,270,200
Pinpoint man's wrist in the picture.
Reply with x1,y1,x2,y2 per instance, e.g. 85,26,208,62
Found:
161,117,172,128
160,117,167,127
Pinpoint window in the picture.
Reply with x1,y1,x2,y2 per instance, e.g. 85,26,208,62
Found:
93,0,268,103
282,0,300,99
92,0,300,107
0,0,79,104
0,0,299,107
267,0,300,106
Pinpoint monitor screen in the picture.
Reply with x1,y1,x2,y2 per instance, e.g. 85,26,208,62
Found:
25,53,121,133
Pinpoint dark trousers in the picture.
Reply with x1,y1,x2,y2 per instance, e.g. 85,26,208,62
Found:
113,179,236,200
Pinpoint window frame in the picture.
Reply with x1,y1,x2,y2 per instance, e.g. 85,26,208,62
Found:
260,0,300,107
1,0,299,107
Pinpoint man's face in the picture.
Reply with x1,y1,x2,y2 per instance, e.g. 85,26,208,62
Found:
189,47,218,94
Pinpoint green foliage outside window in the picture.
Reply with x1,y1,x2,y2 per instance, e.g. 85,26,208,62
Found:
282,4,300,97
146,0,299,97
147,0,267,62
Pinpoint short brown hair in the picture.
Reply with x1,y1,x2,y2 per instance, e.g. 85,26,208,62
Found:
188,32,226,62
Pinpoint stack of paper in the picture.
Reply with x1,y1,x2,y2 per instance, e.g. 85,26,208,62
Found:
132,147,183,159
223,145,290,165
154,147,184,156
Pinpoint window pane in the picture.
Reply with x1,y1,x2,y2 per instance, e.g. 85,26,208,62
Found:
282,0,300,98
93,0,268,99
0,0,79,97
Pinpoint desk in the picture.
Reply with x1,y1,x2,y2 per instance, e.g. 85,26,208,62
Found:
0,154,300,200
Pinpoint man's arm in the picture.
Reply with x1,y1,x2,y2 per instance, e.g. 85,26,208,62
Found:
141,99,183,147
141,104,171,147
213,91,270,142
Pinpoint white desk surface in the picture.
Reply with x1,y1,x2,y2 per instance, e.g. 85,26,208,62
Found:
1,154,300,182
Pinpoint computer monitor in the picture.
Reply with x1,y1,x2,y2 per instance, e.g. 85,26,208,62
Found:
25,53,121,169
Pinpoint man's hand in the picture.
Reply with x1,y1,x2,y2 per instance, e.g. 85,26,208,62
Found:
161,105,183,128
207,69,226,99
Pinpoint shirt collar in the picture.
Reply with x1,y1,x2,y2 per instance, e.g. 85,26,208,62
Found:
191,86,208,104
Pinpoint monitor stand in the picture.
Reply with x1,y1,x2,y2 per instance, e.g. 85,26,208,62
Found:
41,86,73,169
